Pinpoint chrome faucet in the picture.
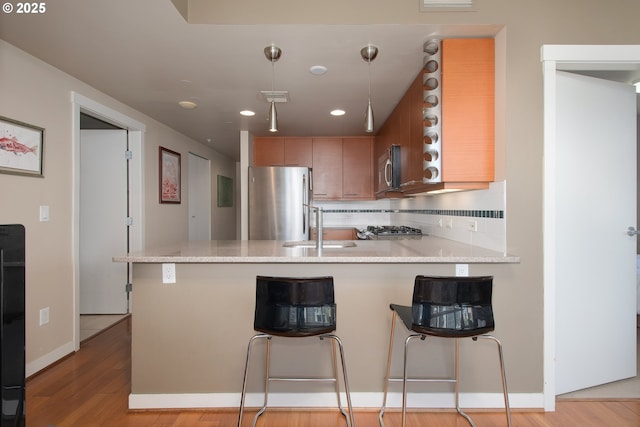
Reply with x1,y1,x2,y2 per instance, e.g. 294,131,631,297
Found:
305,204,324,249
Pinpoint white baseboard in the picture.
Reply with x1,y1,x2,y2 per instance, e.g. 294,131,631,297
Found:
129,391,545,411
26,340,75,377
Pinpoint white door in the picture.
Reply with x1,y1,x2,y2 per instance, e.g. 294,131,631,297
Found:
555,71,637,394
188,153,211,240
79,129,129,314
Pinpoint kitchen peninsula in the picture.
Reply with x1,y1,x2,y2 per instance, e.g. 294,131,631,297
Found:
114,238,520,410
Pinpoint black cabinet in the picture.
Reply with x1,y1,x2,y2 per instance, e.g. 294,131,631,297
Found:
0,225,25,427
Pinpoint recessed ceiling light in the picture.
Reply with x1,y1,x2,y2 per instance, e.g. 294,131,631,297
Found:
240,110,256,116
310,65,328,75
330,109,346,116
178,100,197,109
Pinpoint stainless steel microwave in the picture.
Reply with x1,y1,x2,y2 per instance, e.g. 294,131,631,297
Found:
377,144,401,193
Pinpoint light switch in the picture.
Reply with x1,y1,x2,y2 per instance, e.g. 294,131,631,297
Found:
39,205,50,222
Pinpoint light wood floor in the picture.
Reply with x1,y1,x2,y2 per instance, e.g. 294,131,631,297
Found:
27,316,640,427
80,313,129,341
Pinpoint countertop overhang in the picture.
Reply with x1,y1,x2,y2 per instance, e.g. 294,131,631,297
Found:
113,237,519,264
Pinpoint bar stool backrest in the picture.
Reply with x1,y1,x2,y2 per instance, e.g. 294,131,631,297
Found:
254,276,336,337
412,275,495,337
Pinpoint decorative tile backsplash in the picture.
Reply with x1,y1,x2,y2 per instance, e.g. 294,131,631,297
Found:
313,181,507,253
321,208,503,218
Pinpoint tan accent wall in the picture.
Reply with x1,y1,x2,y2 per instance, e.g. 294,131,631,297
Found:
131,262,521,396
0,40,236,374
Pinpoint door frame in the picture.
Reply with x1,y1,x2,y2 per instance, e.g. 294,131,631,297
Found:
542,45,640,411
71,92,145,350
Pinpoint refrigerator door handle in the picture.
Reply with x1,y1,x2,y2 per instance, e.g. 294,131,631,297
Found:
302,174,308,235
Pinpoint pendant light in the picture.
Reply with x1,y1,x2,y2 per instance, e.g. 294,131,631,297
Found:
361,45,378,133
264,45,282,132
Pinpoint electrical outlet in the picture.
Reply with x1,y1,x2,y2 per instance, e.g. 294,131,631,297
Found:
437,218,443,228
162,263,176,284
455,264,469,277
39,307,50,326
467,220,478,232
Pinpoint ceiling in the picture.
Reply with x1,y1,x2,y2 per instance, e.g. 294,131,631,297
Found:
1,1,638,161
0,0,502,161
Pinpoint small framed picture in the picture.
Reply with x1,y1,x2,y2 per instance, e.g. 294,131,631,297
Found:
0,116,44,177
217,175,233,207
159,147,181,204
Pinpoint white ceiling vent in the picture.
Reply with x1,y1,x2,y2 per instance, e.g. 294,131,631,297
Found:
421,0,474,10
261,90,289,103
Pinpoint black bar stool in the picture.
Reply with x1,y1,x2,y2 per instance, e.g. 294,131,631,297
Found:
238,276,354,427
378,275,511,427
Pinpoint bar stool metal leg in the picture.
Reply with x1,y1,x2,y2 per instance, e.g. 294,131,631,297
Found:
238,334,270,427
455,338,476,427
324,334,355,427
250,336,272,427
378,310,397,427
329,337,350,424
239,333,354,427
477,335,512,427
401,334,413,427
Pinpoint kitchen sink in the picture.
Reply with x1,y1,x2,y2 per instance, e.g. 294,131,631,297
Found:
283,240,357,249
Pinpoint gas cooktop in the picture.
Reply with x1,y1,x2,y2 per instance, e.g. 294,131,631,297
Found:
357,225,423,240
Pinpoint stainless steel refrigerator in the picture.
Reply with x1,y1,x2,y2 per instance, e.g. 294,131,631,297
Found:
249,166,312,240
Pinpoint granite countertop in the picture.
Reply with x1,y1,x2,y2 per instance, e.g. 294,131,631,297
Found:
113,237,519,264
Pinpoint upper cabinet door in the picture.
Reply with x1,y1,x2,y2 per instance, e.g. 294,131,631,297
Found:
253,137,313,167
284,137,313,167
253,137,284,166
312,138,343,199
441,38,495,182
342,137,373,199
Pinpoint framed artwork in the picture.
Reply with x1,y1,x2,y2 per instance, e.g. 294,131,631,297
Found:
0,116,44,177
217,175,233,207
159,147,181,204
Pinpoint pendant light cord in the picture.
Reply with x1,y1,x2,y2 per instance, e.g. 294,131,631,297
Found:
368,57,372,102
271,60,275,93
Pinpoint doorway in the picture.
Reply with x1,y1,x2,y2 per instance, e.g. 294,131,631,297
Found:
542,45,640,411
72,92,145,350
188,152,211,240
556,74,640,400
79,115,130,341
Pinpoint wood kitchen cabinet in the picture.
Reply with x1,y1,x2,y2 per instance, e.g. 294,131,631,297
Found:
253,137,312,167
440,38,494,183
311,227,357,240
375,38,494,196
254,136,374,200
312,137,343,199
342,137,373,199
253,137,284,166
312,137,373,200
